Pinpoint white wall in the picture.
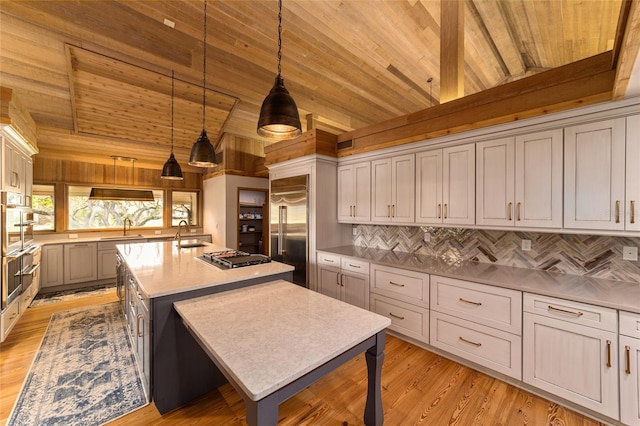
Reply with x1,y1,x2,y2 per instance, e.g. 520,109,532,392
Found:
203,174,268,248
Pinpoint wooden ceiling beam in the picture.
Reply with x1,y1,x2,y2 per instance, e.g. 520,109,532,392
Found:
613,0,640,100
440,0,464,103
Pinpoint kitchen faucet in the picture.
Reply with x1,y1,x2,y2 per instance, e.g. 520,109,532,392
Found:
123,218,132,236
176,219,190,248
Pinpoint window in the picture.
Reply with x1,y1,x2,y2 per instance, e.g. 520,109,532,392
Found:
172,191,198,226
67,186,163,230
32,184,56,231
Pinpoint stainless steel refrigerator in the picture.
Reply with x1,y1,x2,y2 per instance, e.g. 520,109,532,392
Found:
270,175,308,287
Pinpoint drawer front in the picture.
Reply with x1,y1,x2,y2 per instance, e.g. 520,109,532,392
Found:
371,264,429,307
370,294,429,344
341,257,369,274
430,311,522,380
2,299,20,337
620,311,640,339
317,252,341,267
523,293,617,332
431,275,521,334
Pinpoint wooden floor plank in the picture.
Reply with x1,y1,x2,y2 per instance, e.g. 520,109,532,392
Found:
0,293,607,425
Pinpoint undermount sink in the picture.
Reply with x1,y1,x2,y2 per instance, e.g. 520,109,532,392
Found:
179,242,207,248
100,234,145,240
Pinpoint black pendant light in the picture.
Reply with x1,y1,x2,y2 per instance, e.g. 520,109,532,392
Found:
161,71,184,180
257,0,301,139
189,0,217,167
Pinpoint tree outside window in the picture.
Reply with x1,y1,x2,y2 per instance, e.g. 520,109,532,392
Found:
32,184,55,231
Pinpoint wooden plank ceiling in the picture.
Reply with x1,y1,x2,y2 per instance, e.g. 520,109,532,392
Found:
0,0,627,171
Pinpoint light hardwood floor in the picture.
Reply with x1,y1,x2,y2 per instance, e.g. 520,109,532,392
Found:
0,293,605,426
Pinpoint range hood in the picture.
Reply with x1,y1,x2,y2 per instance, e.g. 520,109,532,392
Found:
88,187,155,202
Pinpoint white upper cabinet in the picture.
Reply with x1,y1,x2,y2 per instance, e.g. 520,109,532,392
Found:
417,143,475,226
564,118,626,231
371,154,415,223
337,162,370,222
625,114,640,232
476,129,562,228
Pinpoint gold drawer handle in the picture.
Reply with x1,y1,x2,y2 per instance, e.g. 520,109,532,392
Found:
437,203,442,219
616,200,621,223
547,305,583,317
508,202,513,221
459,298,482,306
136,314,143,337
631,201,636,224
444,203,448,219
625,345,631,374
389,281,405,287
389,312,405,320
517,202,521,221
459,336,482,347
606,340,611,368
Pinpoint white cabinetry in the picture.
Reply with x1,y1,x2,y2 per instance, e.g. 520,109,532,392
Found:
416,144,475,225
625,114,640,232
63,242,98,284
371,154,415,223
97,239,144,280
370,264,429,344
316,252,369,309
337,162,371,222
2,139,24,193
620,311,640,425
430,276,522,379
476,129,562,228
125,265,151,397
523,293,618,419
564,117,627,231
0,298,20,342
41,244,64,288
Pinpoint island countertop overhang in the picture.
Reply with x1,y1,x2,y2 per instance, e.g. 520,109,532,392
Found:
116,240,295,298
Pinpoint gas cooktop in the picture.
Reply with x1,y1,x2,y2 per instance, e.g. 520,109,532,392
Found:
200,250,271,269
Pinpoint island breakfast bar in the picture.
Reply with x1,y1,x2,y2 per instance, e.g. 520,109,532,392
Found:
174,280,392,426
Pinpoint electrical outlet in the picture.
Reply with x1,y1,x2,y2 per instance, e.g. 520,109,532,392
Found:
521,239,532,251
623,246,638,261
155,230,162,235
69,233,78,239
352,226,357,236
423,232,431,242
190,229,196,233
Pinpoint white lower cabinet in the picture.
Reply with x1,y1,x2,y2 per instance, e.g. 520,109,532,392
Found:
620,311,640,425
41,244,64,288
63,243,98,284
316,252,369,310
523,293,619,420
1,298,20,342
371,293,429,343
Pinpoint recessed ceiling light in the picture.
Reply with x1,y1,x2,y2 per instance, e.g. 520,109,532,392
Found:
163,18,175,29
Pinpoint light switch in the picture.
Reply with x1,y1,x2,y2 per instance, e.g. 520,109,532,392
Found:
623,246,638,261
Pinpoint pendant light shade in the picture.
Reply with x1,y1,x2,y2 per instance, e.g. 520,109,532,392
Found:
189,129,216,167
188,0,217,168
161,70,184,180
257,0,301,140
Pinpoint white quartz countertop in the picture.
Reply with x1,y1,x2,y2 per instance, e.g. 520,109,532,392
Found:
117,241,294,298
320,246,640,314
173,280,391,401
35,232,211,245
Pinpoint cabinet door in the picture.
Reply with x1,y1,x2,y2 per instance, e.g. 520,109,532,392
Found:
515,129,563,228
391,154,415,223
523,312,619,419
564,118,626,230
416,149,443,223
23,156,32,204
3,141,22,192
353,162,371,222
41,244,64,288
97,249,118,280
63,243,98,284
371,158,392,222
337,165,355,222
626,114,640,231
317,265,341,301
476,138,515,226
341,271,369,310
442,144,475,225
620,335,640,425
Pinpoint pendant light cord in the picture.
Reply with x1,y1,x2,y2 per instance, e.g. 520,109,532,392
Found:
202,0,207,130
277,0,282,77
171,70,175,153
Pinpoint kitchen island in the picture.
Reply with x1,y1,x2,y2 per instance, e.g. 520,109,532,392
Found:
117,239,294,414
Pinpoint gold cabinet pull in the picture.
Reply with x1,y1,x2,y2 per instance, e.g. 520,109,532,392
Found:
336,273,341,286
387,204,391,218
459,297,482,306
389,312,405,320
625,345,631,374
517,202,521,221
459,336,482,347
631,201,636,224
508,202,513,221
392,204,395,218
348,263,361,268
606,340,611,367
444,203,448,219
389,281,405,287
137,314,143,337
616,200,621,223
547,304,583,317
437,203,442,219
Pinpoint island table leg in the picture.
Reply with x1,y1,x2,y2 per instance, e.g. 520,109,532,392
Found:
364,330,386,426
246,396,278,426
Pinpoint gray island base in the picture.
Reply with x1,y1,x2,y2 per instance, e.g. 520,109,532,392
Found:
174,280,391,425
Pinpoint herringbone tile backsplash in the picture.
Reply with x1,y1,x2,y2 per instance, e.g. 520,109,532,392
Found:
353,225,640,283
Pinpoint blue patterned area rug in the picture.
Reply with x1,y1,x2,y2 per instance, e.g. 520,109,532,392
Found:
7,302,148,425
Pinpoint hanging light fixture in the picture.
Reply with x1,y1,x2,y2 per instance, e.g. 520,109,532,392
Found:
188,0,217,167
161,70,184,180
257,0,301,139
89,157,155,202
